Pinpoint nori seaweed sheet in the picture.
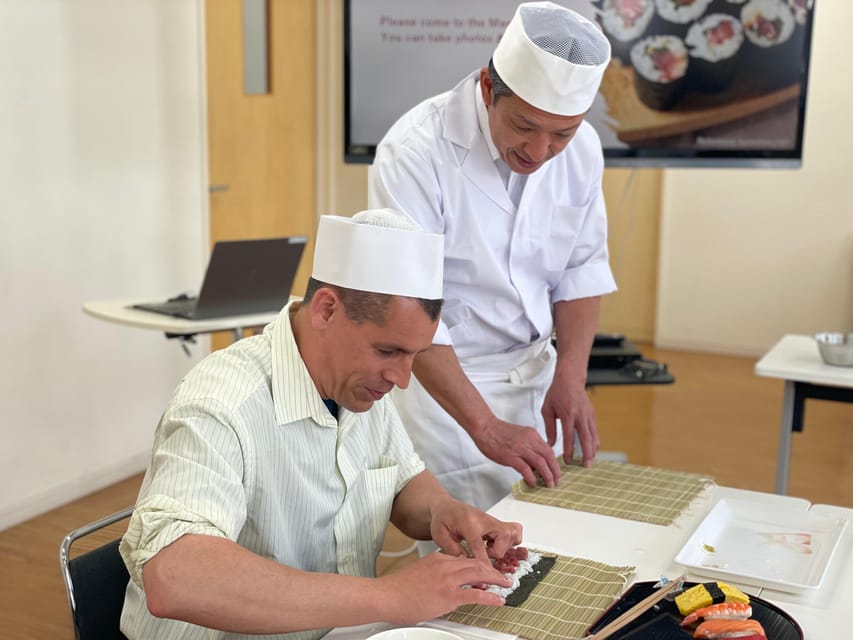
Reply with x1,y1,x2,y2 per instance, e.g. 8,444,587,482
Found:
504,555,557,607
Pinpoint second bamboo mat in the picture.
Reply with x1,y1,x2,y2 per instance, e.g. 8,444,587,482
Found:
511,462,713,526
447,553,633,640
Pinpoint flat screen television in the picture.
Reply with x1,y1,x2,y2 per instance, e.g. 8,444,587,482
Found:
344,0,815,168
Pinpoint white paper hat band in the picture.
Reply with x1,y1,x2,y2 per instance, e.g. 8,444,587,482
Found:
312,211,444,299
493,1,611,116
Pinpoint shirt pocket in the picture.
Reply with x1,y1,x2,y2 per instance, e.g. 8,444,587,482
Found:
356,456,400,558
541,205,585,272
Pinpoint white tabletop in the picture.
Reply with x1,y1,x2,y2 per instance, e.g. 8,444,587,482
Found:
82,298,286,336
755,334,853,387
329,486,852,640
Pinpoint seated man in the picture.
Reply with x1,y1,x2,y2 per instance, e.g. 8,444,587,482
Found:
119,209,521,639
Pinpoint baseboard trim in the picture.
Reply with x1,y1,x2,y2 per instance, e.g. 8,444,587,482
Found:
0,451,149,532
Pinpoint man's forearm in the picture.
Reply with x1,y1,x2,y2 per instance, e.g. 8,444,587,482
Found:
411,344,495,438
389,470,449,540
142,535,394,634
552,297,601,383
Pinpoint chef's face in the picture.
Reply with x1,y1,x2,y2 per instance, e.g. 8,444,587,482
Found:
480,68,586,175
314,291,438,413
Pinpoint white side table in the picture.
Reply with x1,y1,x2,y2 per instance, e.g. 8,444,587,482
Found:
83,298,288,342
755,334,853,494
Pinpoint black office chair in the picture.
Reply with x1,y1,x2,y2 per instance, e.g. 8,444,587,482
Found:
59,506,134,640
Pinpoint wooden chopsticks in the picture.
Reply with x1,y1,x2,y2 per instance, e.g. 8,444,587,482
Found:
585,576,685,640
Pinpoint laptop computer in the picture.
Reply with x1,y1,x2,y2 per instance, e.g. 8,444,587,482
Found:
131,236,307,320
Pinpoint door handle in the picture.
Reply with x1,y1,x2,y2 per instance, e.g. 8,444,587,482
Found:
208,184,230,193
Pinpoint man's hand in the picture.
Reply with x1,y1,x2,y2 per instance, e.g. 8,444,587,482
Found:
541,370,599,467
428,495,523,563
377,553,511,622
472,417,562,488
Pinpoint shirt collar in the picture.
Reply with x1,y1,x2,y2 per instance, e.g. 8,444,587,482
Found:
475,78,514,187
475,78,502,163
270,301,339,429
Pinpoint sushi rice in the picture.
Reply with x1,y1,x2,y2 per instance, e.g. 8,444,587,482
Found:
686,13,744,61
631,34,689,83
485,549,543,598
741,0,795,47
654,0,713,25
600,0,656,43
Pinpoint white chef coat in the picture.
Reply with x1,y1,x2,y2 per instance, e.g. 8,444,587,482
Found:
369,71,616,510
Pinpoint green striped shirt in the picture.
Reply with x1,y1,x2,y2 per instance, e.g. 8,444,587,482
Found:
120,302,425,639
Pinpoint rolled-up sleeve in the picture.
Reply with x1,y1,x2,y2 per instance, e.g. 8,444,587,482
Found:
119,403,247,587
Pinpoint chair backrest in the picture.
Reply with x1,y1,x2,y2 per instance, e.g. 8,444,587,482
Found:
59,506,134,640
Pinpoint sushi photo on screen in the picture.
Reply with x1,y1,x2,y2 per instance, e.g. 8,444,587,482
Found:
343,0,815,167
590,0,815,159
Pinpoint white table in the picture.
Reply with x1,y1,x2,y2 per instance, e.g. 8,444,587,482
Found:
83,298,289,342
755,334,853,494
328,486,852,640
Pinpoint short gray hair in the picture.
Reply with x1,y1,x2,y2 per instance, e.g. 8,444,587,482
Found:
488,58,515,105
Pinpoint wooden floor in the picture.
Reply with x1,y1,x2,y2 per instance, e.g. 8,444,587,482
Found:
1,345,850,639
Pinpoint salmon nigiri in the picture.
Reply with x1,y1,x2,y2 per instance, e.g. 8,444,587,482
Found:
681,601,753,626
693,618,766,639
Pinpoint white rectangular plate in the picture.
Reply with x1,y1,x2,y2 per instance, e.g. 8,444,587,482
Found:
674,498,847,593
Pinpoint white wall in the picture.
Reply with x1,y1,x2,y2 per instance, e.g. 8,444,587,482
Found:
0,0,208,530
656,3,853,355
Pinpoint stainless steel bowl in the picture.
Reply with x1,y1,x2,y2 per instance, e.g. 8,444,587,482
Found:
815,332,853,367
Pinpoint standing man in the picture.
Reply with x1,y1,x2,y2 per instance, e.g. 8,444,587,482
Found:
119,209,520,639
369,2,616,512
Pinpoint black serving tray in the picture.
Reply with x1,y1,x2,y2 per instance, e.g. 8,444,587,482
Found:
586,581,803,640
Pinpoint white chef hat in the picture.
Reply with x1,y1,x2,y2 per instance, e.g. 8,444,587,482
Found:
493,1,611,116
311,209,444,299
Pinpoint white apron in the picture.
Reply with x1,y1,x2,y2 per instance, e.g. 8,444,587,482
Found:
391,339,560,514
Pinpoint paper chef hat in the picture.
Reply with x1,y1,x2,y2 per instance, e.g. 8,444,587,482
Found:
311,209,444,299
493,1,611,116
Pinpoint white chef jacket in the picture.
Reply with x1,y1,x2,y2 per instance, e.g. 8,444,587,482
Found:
369,71,616,511
368,70,617,361
119,302,424,640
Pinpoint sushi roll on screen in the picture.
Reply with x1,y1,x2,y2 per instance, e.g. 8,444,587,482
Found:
685,12,744,92
598,0,656,63
653,0,714,38
740,0,797,91
630,34,689,109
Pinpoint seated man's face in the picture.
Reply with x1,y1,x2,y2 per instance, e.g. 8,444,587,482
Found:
325,296,438,413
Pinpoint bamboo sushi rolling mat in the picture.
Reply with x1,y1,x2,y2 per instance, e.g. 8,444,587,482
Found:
511,461,714,526
447,553,634,640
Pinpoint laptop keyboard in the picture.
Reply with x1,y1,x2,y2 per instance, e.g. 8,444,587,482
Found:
132,297,198,319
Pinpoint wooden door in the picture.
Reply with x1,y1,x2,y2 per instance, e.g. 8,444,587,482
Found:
205,0,316,348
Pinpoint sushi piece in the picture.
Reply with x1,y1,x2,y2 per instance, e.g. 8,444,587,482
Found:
653,0,714,38
693,618,766,638
681,601,753,626
480,546,557,607
741,0,795,49
685,13,744,92
675,581,750,616
740,0,797,90
598,0,656,63
630,34,689,110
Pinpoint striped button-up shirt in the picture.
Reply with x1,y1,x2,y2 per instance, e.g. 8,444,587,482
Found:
119,302,425,640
